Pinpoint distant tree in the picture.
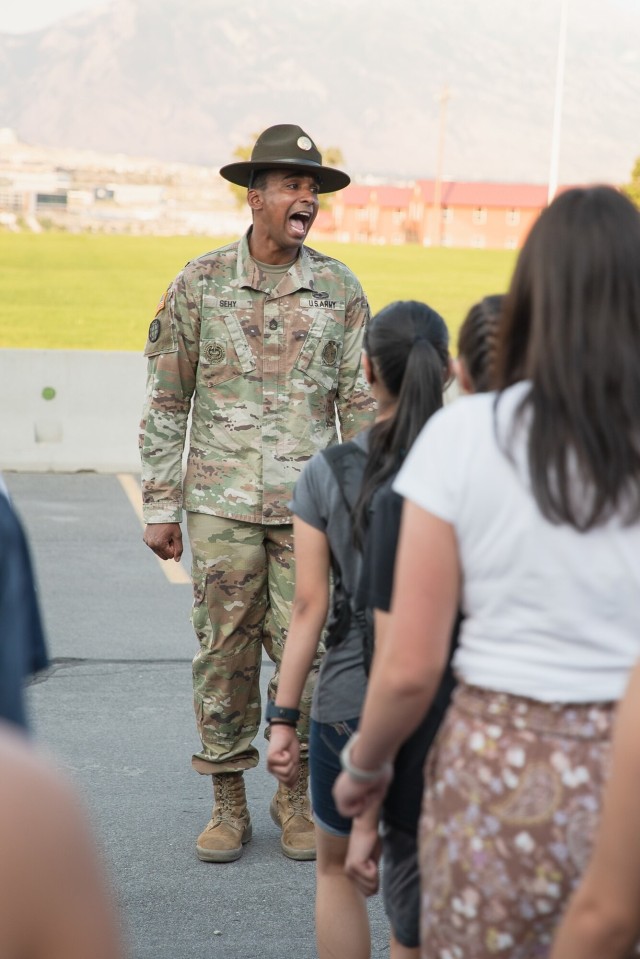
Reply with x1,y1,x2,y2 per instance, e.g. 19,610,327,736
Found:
226,137,345,212
318,147,344,210
226,133,260,210
622,156,640,209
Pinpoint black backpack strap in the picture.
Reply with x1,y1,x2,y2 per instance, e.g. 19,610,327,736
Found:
322,441,367,518
320,441,368,649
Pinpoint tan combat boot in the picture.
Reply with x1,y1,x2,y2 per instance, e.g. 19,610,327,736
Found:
269,760,316,861
196,772,252,863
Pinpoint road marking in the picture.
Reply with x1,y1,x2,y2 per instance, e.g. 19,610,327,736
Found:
117,473,191,585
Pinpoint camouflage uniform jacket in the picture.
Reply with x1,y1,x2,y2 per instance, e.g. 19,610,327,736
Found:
139,232,375,525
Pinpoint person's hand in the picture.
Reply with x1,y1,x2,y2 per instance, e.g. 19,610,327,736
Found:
266,723,300,787
333,766,393,819
143,523,183,561
345,818,381,897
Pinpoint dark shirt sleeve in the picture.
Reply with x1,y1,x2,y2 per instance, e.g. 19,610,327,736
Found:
0,498,49,730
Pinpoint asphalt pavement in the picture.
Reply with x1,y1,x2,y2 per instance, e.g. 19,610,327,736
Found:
6,472,388,959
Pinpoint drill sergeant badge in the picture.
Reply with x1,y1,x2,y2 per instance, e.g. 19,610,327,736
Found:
204,341,226,365
322,340,339,367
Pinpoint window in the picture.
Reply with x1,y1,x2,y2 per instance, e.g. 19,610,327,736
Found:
505,237,518,250
472,207,487,224
442,206,453,222
471,234,486,248
506,208,520,225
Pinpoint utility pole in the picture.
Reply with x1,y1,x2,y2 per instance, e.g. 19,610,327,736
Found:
548,0,569,205
431,85,450,246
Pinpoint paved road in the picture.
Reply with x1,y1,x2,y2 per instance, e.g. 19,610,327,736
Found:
7,472,388,959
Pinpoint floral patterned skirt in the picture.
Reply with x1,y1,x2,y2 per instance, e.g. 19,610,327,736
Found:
419,682,617,959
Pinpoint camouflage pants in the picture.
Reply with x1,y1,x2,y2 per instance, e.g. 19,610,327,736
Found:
187,511,321,775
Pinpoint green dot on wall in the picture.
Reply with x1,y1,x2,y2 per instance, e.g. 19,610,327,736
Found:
42,386,56,401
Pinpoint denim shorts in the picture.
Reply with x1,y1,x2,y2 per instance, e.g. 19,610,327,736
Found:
309,717,359,837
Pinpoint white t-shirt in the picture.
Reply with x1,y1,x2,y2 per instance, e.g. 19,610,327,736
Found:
394,381,640,703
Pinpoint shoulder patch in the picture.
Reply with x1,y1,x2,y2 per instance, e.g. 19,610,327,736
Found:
144,287,178,357
148,318,161,343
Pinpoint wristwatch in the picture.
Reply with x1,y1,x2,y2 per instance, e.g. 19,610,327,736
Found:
265,701,301,726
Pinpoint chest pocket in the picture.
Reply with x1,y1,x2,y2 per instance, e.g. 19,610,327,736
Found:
294,308,344,393
199,311,256,387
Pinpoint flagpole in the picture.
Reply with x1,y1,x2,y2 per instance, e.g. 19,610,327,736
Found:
548,0,569,204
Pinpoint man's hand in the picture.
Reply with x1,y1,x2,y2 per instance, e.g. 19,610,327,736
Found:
143,523,184,562
345,817,381,897
266,723,300,788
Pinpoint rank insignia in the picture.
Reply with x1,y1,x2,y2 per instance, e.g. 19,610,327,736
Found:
322,340,339,367
148,318,161,343
204,341,226,365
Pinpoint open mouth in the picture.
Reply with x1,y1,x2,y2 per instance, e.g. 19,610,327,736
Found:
289,211,312,238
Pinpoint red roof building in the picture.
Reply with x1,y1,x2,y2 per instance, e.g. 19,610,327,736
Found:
325,179,556,249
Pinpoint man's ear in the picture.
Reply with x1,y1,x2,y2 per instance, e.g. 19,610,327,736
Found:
247,188,263,211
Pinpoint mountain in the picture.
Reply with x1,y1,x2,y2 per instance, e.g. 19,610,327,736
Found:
0,0,639,184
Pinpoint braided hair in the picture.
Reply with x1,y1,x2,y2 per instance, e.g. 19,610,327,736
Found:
457,294,504,393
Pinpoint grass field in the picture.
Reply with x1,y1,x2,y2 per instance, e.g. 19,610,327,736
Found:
0,232,517,351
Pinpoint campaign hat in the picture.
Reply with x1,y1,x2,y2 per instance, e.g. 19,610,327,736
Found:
220,124,350,194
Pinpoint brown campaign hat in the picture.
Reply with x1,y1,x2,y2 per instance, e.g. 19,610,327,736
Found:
220,124,350,194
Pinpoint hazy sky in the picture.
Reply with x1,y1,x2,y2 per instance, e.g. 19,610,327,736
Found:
0,0,103,33
2,0,638,34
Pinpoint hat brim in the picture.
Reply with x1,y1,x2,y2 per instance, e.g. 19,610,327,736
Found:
219,159,350,194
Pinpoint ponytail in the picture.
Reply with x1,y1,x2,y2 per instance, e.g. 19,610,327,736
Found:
352,301,450,548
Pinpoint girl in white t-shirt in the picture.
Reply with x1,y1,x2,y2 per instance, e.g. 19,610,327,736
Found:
333,185,640,958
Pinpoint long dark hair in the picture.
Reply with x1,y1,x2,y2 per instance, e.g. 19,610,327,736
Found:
352,300,450,547
457,294,505,392
495,185,640,530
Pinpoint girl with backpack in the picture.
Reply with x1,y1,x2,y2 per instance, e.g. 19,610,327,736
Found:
266,300,451,959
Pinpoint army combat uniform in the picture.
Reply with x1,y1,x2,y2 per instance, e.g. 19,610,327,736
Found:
140,231,374,775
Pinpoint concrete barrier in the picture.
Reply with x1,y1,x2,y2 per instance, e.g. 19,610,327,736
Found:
1,349,147,472
1,348,465,474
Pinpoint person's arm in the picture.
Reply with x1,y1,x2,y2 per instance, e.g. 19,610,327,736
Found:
335,280,375,440
266,516,330,787
344,801,383,897
333,501,459,818
140,271,199,547
549,662,640,959
35,783,125,959
0,729,124,959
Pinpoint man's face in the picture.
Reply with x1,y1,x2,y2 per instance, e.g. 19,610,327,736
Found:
249,170,320,254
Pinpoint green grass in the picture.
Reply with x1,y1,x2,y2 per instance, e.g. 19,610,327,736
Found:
0,233,516,351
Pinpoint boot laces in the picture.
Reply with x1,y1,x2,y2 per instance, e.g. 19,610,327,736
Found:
215,775,243,816
287,770,307,816
289,773,307,813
